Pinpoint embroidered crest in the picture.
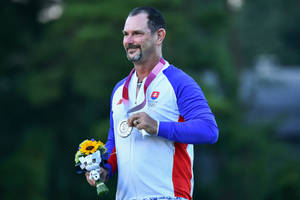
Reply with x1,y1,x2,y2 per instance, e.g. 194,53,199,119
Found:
151,91,160,100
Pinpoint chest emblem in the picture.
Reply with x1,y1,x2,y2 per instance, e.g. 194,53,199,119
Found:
117,99,123,105
151,91,160,100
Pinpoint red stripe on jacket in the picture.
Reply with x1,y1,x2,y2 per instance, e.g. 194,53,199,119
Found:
107,146,117,174
172,115,192,200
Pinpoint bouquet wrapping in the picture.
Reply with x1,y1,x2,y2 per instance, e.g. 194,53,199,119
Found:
74,139,109,196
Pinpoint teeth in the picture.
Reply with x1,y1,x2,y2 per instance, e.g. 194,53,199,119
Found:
128,49,137,53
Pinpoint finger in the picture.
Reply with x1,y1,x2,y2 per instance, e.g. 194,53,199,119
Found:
127,115,134,126
85,171,96,186
100,167,109,182
85,171,90,179
136,123,143,130
100,170,108,182
133,119,140,126
89,178,96,186
90,180,96,186
127,113,141,126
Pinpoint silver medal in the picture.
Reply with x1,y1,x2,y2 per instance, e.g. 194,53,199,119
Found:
118,120,132,138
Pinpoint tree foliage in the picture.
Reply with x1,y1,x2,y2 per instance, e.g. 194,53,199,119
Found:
238,0,300,65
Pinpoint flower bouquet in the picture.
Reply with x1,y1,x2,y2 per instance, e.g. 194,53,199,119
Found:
75,139,109,196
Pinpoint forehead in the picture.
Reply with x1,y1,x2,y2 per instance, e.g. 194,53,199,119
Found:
123,13,150,32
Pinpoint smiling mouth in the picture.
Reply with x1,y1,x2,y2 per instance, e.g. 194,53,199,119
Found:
127,48,140,54
126,44,141,50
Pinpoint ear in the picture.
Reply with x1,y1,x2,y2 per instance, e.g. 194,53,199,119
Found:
156,28,166,45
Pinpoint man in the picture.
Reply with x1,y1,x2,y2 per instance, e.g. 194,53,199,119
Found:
86,6,219,200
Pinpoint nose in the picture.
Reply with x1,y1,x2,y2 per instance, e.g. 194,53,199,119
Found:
124,35,134,45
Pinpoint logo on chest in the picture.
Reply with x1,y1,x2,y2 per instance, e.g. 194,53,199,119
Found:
117,99,123,105
148,91,160,107
151,91,160,100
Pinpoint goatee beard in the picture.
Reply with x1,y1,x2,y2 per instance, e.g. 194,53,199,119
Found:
126,44,142,62
127,52,142,62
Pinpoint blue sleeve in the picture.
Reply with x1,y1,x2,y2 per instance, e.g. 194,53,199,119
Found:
104,78,126,176
157,66,219,144
105,109,115,154
105,77,127,152
104,109,114,177
104,94,115,177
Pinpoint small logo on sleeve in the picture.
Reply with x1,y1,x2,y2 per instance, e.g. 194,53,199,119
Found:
117,99,123,105
151,91,160,100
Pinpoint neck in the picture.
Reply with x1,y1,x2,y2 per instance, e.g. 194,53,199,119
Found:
134,54,161,82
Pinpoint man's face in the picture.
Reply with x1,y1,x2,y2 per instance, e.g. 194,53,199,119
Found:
122,13,156,63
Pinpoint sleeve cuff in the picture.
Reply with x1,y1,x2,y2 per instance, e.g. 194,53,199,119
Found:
155,120,160,135
157,121,170,139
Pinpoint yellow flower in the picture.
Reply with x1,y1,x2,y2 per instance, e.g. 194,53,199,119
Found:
79,139,101,155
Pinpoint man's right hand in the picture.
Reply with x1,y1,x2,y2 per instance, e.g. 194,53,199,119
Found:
85,167,109,187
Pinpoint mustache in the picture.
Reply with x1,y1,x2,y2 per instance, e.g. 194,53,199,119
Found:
126,44,141,50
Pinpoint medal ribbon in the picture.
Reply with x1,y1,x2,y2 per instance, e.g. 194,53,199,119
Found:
122,58,165,114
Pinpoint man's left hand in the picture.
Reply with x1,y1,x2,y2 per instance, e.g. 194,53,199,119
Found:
127,112,158,135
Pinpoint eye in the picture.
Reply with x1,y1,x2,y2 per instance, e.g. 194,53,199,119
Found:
84,161,87,166
134,31,143,35
92,158,96,163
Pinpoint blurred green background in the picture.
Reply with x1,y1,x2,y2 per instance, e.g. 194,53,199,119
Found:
1,0,300,199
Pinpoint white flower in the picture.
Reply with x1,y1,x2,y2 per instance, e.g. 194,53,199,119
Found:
78,150,101,171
